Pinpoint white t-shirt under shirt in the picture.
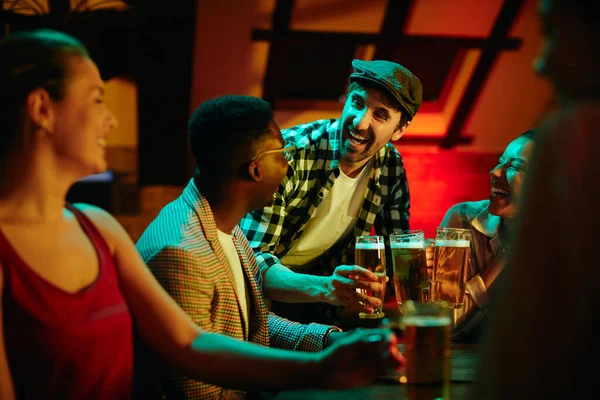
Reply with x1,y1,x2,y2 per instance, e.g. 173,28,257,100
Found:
282,160,373,269
217,229,251,334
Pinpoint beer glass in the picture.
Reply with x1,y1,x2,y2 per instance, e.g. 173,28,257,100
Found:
424,238,436,301
432,227,471,308
390,231,428,312
402,301,452,393
355,235,386,319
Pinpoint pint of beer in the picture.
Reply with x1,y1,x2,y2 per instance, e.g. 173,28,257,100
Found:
355,236,386,319
390,231,428,312
432,227,471,308
402,301,452,389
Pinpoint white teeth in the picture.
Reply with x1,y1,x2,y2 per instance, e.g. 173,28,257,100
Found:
349,131,368,143
97,138,107,148
491,187,509,196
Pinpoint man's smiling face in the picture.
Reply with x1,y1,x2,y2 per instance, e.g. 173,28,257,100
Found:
339,84,406,169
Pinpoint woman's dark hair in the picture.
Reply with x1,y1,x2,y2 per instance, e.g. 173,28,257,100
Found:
0,29,89,160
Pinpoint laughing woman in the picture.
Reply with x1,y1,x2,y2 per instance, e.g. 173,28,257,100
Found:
0,29,401,399
438,130,535,342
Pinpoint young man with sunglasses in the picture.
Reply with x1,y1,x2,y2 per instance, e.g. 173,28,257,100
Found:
240,59,423,326
134,95,359,398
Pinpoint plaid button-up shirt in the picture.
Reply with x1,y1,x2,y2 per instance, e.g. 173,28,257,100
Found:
240,119,410,325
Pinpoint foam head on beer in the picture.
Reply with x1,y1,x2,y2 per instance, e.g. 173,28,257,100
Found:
434,239,469,247
391,241,424,249
355,242,386,250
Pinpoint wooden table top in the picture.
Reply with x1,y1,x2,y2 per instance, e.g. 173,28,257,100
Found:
273,343,479,399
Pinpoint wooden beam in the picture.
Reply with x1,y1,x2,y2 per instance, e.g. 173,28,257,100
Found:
441,0,525,148
252,29,522,51
261,0,295,107
374,0,412,60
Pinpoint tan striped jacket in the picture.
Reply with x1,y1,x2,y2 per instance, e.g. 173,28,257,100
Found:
134,180,334,399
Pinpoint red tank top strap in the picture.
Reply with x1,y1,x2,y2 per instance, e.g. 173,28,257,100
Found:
0,205,112,301
0,204,112,284
65,203,113,258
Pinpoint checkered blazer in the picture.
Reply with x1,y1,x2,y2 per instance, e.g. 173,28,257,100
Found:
239,119,410,324
134,180,334,399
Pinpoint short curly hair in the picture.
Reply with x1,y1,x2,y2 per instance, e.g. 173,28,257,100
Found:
189,95,274,177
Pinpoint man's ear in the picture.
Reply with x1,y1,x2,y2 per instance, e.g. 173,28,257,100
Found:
391,120,410,142
247,160,263,182
26,88,55,133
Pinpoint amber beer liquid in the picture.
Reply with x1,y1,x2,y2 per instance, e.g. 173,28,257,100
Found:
432,239,470,308
391,241,427,311
355,241,386,319
403,314,452,385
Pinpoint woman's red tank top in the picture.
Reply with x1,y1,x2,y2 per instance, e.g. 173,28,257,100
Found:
0,204,133,399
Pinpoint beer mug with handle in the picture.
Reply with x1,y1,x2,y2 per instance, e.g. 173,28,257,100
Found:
355,235,387,319
390,231,428,312
432,227,471,308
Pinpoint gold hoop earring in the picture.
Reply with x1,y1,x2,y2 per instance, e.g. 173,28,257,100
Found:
41,123,53,135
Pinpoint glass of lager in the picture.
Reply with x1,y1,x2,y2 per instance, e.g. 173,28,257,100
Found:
355,235,387,319
390,231,428,312
432,227,471,308
402,300,452,393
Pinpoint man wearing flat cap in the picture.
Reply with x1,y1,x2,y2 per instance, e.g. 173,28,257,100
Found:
240,59,422,326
